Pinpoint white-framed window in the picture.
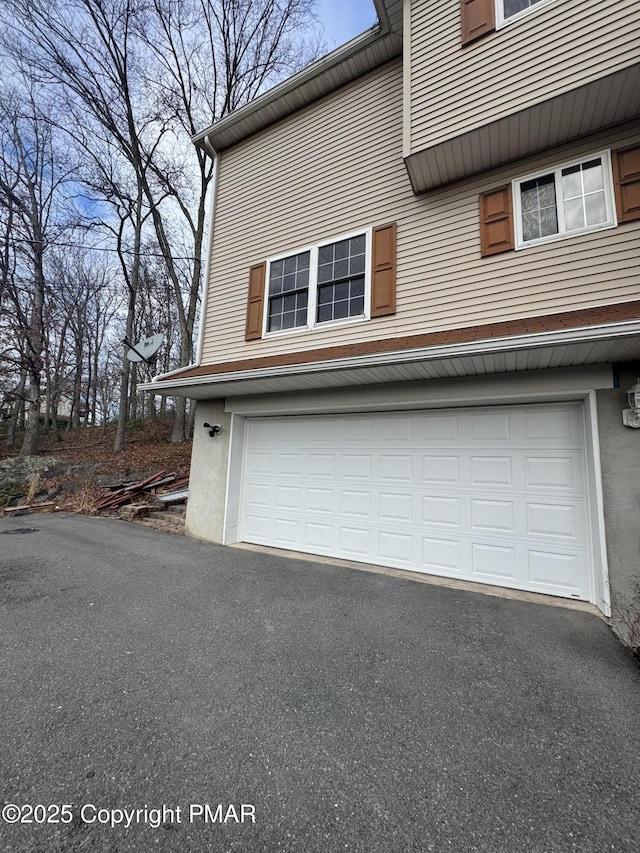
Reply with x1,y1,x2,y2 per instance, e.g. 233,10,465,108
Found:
496,0,556,28
265,229,371,335
513,151,617,249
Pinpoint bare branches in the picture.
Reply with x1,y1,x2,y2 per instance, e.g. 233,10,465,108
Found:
1,0,324,444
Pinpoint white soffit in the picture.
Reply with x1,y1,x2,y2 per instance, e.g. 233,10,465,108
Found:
406,65,640,191
139,324,640,400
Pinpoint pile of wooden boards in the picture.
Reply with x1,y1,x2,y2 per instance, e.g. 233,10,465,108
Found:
4,501,59,515
95,471,189,512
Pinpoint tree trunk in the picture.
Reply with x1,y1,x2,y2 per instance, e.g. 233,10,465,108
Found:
19,197,46,457
50,394,61,441
128,361,138,422
20,380,40,456
114,190,143,453
186,398,196,439
114,314,133,452
71,344,83,429
170,396,186,442
6,369,26,449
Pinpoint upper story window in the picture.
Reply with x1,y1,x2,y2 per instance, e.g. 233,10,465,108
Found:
497,0,555,27
266,231,370,335
244,223,396,342
316,235,366,323
479,145,640,258
267,251,310,332
462,0,558,46
513,152,616,249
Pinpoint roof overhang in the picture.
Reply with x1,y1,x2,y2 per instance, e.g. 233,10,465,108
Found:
193,0,403,156
139,319,640,401
405,64,640,192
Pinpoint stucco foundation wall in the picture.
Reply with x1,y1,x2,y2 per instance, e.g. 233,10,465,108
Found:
596,366,640,646
185,400,231,543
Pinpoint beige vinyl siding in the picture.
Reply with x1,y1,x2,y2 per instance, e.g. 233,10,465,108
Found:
201,60,640,367
407,0,640,156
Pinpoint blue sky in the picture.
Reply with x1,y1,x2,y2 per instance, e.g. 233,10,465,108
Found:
316,0,378,48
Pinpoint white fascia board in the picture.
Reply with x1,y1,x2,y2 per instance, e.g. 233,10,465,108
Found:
137,319,640,395
192,1,393,154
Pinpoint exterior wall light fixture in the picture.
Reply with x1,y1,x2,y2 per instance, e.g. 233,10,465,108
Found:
622,379,640,429
203,422,221,437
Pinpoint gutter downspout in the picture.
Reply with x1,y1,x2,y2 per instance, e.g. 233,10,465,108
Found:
195,135,219,368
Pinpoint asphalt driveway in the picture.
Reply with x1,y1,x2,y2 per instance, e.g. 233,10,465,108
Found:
1,513,639,852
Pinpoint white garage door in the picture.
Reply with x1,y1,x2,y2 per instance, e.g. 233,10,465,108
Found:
239,404,593,600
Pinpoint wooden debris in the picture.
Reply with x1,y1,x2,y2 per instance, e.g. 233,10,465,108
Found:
155,487,189,504
95,471,186,512
5,501,59,514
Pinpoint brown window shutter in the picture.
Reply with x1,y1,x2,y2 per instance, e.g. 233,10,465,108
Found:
371,223,397,318
479,185,514,257
612,144,640,224
245,262,266,340
461,0,495,46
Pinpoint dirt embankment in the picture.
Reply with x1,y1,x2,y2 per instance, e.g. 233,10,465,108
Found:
0,420,192,513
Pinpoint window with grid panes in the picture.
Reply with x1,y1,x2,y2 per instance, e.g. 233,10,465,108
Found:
503,0,541,17
267,251,310,332
514,152,616,248
316,235,366,323
498,0,555,24
265,232,368,334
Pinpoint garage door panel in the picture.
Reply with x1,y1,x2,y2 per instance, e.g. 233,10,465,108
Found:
379,492,414,523
469,412,513,442
422,455,460,484
342,454,372,479
305,522,333,550
422,495,461,527
307,487,334,513
527,551,583,594
305,418,336,442
380,417,413,442
525,501,585,541
380,454,414,482
243,513,270,540
246,450,272,475
308,454,334,478
341,490,371,518
522,409,573,442
273,518,299,546
469,456,513,486
422,537,462,573
421,415,459,441
524,456,581,490
275,485,301,510
337,418,372,442
471,543,517,579
276,454,302,476
245,482,271,508
339,526,371,557
240,405,593,601
379,530,413,563
471,499,515,533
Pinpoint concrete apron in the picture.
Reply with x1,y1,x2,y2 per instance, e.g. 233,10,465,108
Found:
230,541,606,619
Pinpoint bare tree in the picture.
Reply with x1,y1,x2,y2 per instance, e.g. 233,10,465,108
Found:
2,0,322,445
136,0,322,440
0,86,74,455
45,250,122,433
2,1,160,450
